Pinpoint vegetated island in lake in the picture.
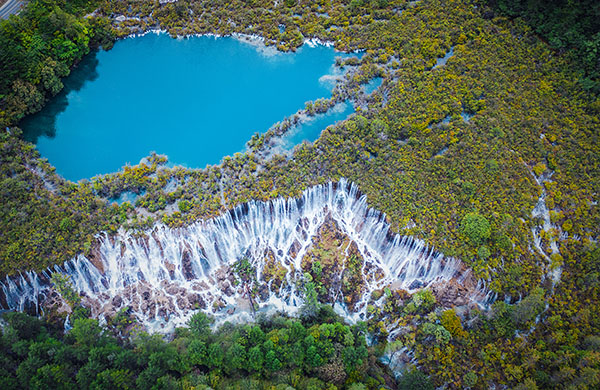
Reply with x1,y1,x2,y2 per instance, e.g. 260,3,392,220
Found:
0,0,599,389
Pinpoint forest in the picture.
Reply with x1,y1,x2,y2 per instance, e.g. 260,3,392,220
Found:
490,0,600,93
1,0,599,389
0,307,406,389
0,0,113,127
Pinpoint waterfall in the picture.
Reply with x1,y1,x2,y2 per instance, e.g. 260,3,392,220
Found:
1,179,488,332
530,171,563,285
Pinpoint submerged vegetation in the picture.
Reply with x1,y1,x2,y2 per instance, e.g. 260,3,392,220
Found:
0,0,599,389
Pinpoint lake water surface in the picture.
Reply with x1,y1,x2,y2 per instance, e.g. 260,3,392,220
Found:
21,33,356,181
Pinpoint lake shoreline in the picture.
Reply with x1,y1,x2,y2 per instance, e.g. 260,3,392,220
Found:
21,32,372,181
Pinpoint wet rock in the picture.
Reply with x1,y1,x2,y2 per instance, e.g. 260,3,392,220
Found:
454,305,471,320
400,351,412,364
370,289,384,301
188,293,206,309
301,229,308,241
181,249,196,280
301,217,309,230
394,289,411,302
218,280,234,296
112,295,123,308
211,298,226,312
149,232,164,258
257,284,270,301
214,267,230,282
192,281,209,291
176,296,188,310
227,273,236,285
158,307,168,319
261,250,287,291
147,302,156,318
140,300,149,314
166,286,184,296
87,240,105,273
364,258,385,282
431,279,469,307
164,261,175,274
408,280,424,290
287,239,302,259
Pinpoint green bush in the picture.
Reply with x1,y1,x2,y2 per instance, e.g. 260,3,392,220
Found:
397,368,435,390
461,213,491,246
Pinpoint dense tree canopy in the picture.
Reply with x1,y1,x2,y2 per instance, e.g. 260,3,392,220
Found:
0,310,397,390
460,212,491,246
0,0,113,126
489,0,600,93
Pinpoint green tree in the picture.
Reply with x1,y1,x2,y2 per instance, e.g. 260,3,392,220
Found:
187,339,207,366
246,325,265,346
90,369,134,390
30,364,75,390
461,212,491,246
397,368,435,390
404,289,436,314
233,257,256,283
188,312,214,337
342,346,363,372
512,287,546,327
207,343,224,369
512,378,539,390
224,343,245,374
440,309,465,338
247,346,263,373
300,276,320,320
421,323,451,345
348,384,367,390
265,350,282,372
51,273,81,307
289,341,305,369
491,301,515,338
3,312,44,340
478,245,491,260
70,318,104,347
306,345,323,368
5,80,44,121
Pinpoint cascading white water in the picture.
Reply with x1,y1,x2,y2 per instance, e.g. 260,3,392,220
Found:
1,179,488,332
530,171,562,285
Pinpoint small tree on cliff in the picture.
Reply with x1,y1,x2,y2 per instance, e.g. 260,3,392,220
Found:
51,273,81,308
300,273,320,320
188,312,214,337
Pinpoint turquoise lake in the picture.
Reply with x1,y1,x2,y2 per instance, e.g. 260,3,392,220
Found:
21,33,357,181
